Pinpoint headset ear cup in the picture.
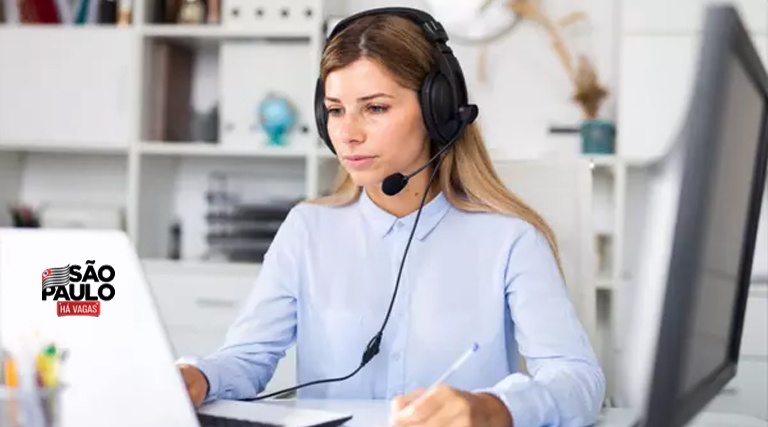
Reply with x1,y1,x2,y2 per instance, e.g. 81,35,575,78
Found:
431,72,460,141
420,72,444,147
314,78,335,154
420,71,459,146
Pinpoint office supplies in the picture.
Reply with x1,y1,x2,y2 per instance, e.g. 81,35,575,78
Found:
35,344,59,388
0,229,352,427
401,343,480,417
0,339,67,427
3,353,18,388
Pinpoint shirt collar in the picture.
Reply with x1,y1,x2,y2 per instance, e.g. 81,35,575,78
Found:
358,188,452,241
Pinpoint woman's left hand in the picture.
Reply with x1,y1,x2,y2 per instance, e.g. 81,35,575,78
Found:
389,385,513,427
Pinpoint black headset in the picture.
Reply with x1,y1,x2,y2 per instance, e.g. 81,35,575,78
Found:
314,7,479,155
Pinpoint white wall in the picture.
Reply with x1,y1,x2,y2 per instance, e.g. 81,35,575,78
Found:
617,0,768,281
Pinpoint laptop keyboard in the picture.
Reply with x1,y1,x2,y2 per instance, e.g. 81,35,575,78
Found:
197,413,282,427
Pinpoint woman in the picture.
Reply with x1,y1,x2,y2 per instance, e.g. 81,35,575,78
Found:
179,7,605,427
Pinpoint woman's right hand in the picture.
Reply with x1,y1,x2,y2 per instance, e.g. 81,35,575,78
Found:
179,364,209,408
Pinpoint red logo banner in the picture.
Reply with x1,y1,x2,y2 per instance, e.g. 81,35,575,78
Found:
57,301,100,317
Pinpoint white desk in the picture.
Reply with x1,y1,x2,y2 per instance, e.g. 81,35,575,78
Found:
265,399,768,427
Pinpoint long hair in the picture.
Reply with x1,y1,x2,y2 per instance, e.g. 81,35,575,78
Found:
310,14,564,277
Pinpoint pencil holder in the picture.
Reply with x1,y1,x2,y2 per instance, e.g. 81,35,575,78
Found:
0,385,64,427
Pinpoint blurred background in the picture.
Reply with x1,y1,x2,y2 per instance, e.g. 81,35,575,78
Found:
0,0,765,417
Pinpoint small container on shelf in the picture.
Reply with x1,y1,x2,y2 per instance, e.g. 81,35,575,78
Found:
580,119,616,155
176,0,205,24
117,0,132,25
153,0,216,24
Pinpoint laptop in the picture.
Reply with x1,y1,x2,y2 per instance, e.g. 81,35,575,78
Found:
0,228,352,427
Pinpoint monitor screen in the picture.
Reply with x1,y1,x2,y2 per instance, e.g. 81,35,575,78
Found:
679,53,766,397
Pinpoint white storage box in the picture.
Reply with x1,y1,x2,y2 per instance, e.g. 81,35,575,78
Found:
220,0,321,34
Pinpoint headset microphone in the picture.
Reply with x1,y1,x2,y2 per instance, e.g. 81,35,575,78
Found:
381,107,476,197
381,134,456,197
381,173,408,197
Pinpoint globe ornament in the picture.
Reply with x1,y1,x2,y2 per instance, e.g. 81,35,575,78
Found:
258,93,297,146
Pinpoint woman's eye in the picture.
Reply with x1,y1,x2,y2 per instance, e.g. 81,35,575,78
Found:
327,107,342,116
367,105,389,114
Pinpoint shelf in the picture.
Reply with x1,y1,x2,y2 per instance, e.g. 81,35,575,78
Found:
320,150,626,168
0,25,134,33
142,25,315,43
0,140,129,155
584,154,620,168
596,275,613,291
140,257,261,272
139,141,308,158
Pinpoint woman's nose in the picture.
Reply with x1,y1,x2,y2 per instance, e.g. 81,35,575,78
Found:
335,113,365,146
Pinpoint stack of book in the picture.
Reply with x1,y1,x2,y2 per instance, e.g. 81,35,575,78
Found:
205,196,300,263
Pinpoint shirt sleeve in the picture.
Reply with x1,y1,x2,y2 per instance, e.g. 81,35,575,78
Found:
186,205,306,403
476,224,606,427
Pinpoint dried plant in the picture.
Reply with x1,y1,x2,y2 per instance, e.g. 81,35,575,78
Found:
505,0,608,119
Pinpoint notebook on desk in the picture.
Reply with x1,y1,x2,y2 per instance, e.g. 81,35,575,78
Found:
0,228,352,427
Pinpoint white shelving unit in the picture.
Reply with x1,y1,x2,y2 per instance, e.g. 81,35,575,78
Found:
0,0,350,261
138,140,311,158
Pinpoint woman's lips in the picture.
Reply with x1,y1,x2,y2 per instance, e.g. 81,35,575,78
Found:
343,155,377,170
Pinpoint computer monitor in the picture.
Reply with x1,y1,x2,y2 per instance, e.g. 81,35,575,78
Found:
621,5,768,427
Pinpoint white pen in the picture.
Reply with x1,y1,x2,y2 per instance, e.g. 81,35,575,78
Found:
401,342,480,416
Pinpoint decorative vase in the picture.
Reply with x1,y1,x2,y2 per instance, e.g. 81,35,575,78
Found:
580,119,616,154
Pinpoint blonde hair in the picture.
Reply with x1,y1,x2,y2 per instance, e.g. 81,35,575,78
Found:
309,14,564,277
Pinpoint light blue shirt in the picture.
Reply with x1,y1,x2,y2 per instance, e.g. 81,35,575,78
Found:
192,189,605,427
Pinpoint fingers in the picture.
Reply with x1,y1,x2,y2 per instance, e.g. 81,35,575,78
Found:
390,385,452,427
391,388,425,412
179,364,206,408
425,395,469,427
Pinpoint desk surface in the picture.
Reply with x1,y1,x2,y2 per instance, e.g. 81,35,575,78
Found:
266,399,768,427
